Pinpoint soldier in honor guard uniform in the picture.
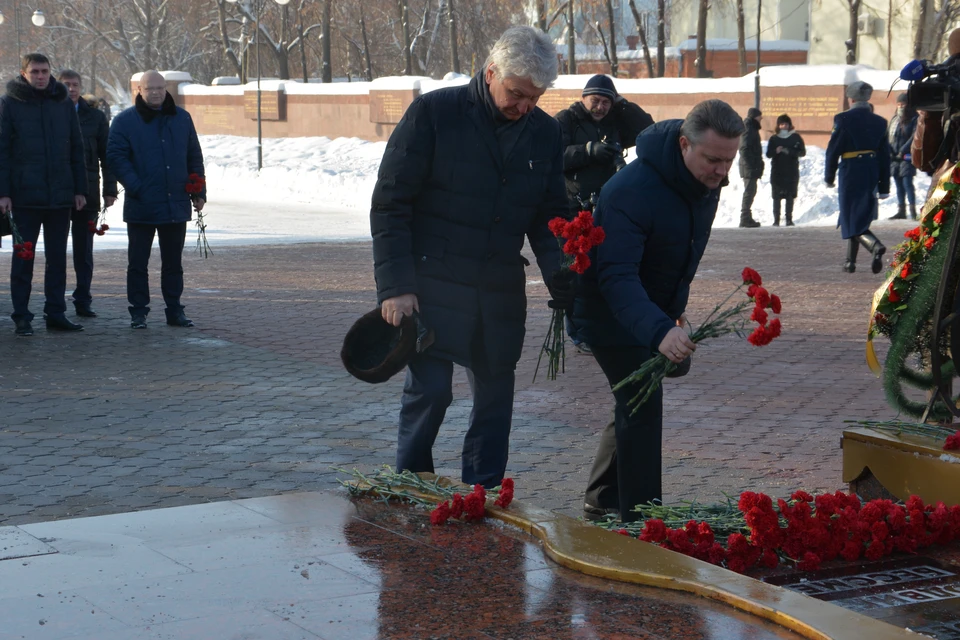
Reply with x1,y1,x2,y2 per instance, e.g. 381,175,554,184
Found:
825,81,891,274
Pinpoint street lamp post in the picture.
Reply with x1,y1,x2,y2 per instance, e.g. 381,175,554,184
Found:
226,0,289,171
0,2,46,65
754,0,761,109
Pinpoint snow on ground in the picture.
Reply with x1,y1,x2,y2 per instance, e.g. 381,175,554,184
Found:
0,133,930,252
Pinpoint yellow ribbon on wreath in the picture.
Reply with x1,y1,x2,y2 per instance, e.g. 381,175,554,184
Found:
866,170,956,375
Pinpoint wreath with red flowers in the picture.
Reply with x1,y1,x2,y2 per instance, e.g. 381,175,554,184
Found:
867,162,960,419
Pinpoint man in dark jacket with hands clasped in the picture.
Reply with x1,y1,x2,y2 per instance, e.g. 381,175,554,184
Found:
571,100,744,521
370,26,567,490
0,53,87,336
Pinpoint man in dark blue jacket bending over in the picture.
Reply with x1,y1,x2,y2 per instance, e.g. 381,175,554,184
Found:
571,99,744,522
108,70,205,329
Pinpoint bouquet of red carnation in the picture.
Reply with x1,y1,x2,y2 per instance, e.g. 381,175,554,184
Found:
534,210,606,381
6,212,34,260
613,267,782,413
87,206,110,236
185,173,211,258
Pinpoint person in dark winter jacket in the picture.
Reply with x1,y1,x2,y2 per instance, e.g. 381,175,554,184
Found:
571,100,744,522
555,74,654,216
765,113,805,227
738,106,764,228
0,53,88,336
107,70,206,329
370,27,567,490
825,81,891,274
58,70,118,318
888,93,918,220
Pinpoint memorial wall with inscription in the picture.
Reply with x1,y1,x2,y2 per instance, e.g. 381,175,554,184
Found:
176,78,899,148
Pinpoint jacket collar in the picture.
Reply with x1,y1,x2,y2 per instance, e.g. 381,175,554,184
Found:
5,75,68,103
635,119,714,203
135,92,177,123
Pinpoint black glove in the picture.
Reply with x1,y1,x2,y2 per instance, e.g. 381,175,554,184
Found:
547,270,576,311
587,142,620,163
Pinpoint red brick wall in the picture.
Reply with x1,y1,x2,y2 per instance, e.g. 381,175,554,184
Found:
572,49,807,79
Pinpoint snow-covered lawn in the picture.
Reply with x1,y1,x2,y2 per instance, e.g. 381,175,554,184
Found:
0,133,930,251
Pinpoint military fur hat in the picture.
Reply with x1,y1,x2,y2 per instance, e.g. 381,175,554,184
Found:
846,81,873,102
341,308,434,384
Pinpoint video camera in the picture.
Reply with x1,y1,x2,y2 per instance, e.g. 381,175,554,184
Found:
901,56,960,111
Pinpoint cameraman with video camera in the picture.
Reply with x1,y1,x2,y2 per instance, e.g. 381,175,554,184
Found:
555,75,653,218
910,29,960,186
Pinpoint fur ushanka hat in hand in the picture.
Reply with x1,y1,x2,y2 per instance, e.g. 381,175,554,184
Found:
341,309,435,383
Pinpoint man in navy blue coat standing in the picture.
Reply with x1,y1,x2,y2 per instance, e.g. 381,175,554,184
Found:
571,100,744,522
370,26,569,489
825,81,890,274
108,70,205,329
0,53,88,336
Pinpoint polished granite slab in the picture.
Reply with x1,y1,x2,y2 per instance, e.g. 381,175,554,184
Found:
0,490,806,640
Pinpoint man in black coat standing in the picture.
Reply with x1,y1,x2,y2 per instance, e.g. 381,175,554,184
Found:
58,70,117,318
555,74,653,215
370,26,569,489
0,54,87,336
571,100,744,521
738,107,763,228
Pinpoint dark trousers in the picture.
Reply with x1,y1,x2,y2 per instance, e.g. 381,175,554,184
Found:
584,344,663,522
772,198,794,224
10,207,71,322
397,352,515,488
70,209,96,306
127,221,187,317
893,174,916,207
741,177,759,216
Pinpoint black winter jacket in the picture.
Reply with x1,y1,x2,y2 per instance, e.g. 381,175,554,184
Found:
738,117,764,180
370,74,565,374
889,112,918,179
555,99,653,214
76,97,117,212
0,76,86,209
571,120,722,350
765,131,805,199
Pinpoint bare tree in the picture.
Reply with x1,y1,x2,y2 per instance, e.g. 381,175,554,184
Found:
915,0,930,59
845,0,861,65
399,0,413,74
695,0,708,77
320,0,332,81
566,0,576,73
604,0,618,76
657,0,666,77
447,0,460,73
736,0,747,75
628,0,655,78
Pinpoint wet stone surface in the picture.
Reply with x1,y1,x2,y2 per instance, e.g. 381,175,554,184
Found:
0,490,809,639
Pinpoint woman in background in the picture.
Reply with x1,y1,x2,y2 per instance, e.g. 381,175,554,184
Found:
766,113,806,227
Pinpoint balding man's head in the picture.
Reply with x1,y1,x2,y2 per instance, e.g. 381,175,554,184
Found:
138,70,166,108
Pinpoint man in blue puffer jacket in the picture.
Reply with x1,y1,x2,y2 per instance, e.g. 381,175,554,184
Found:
107,70,205,329
571,100,744,522
0,53,88,336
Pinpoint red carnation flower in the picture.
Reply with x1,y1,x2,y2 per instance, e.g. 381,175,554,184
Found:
926,236,937,250
548,217,568,236
741,267,762,286
750,306,769,326
797,551,822,571
463,492,485,520
934,209,946,225
430,501,452,525
450,493,464,519
900,262,912,279
639,518,668,543
753,287,771,309
905,227,922,240
769,294,782,314
945,431,960,450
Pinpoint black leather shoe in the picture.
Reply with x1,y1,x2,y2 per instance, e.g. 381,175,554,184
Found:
45,315,83,331
166,311,194,327
74,304,97,318
583,503,620,522
130,315,147,329
14,319,33,336
739,218,761,228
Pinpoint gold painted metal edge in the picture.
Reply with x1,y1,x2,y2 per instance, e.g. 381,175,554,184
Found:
842,429,960,505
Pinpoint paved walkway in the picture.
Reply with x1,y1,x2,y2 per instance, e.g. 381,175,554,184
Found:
0,221,915,526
